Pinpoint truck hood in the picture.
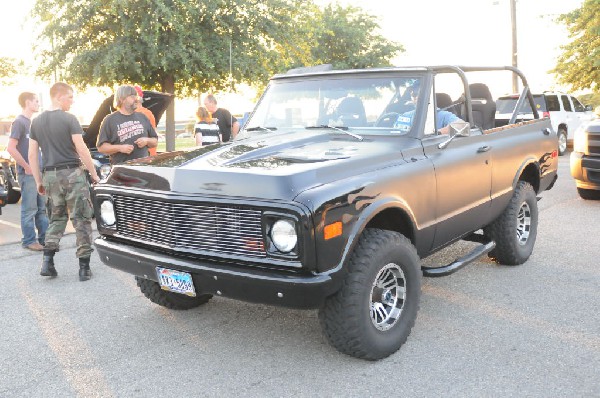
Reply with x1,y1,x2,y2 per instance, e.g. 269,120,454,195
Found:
105,130,416,200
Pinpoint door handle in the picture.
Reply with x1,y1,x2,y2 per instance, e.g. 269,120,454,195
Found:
543,128,551,135
477,145,491,153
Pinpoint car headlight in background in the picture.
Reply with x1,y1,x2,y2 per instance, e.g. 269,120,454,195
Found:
270,219,297,253
100,200,116,226
573,122,589,153
99,164,112,180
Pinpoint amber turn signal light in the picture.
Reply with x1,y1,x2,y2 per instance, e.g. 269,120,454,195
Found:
324,221,342,240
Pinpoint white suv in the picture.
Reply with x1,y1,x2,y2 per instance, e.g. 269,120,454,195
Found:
495,91,594,155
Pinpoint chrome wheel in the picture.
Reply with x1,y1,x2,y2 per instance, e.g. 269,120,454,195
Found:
558,131,567,154
370,263,406,331
516,201,531,245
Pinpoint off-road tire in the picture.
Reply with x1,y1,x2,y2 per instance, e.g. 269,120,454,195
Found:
557,128,567,156
136,277,212,310
577,187,600,200
318,229,421,360
484,181,538,265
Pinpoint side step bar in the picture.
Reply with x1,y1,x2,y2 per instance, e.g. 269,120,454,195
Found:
421,241,496,277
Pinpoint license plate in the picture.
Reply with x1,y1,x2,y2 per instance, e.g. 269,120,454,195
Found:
156,267,196,297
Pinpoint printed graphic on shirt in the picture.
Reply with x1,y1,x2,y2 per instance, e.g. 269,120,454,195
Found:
116,120,145,143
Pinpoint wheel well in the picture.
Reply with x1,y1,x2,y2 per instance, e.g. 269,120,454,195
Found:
519,163,540,193
365,208,415,245
558,123,567,133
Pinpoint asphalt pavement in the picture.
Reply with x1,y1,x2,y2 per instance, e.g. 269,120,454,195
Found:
0,154,598,397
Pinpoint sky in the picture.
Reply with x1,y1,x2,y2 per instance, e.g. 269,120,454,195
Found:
0,0,585,121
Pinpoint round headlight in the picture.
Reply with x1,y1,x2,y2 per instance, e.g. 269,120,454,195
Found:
270,219,297,253
99,164,112,180
100,200,116,226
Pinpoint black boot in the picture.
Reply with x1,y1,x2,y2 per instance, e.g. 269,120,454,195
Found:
40,250,57,277
79,257,92,281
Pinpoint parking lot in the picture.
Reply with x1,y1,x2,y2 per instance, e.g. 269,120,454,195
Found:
0,154,598,397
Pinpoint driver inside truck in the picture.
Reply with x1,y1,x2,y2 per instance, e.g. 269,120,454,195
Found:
394,82,463,135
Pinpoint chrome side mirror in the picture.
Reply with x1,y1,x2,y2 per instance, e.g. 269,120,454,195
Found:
449,121,470,137
438,121,471,149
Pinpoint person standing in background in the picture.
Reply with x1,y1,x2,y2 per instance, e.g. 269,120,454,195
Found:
203,94,240,142
134,85,157,156
97,85,158,165
194,106,221,146
28,82,100,281
7,92,48,251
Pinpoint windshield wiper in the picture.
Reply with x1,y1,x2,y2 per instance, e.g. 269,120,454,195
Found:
305,125,363,141
245,126,277,132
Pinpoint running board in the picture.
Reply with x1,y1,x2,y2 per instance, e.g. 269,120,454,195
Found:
421,241,496,277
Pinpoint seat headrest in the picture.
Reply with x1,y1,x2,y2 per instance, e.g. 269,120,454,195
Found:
469,83,494,101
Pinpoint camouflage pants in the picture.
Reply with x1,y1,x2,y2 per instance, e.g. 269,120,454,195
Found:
43,167,94,258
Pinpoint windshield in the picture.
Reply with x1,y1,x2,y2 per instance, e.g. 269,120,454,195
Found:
239,75,423,139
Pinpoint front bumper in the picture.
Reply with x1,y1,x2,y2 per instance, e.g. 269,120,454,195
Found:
95,237,341,309
570,152,600,190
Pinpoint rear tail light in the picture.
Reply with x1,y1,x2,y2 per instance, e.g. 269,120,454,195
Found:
542,111,550,118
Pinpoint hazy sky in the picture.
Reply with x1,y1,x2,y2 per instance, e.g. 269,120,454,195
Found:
0,0,585,118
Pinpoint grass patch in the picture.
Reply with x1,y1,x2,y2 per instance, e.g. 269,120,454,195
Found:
157,137,197,152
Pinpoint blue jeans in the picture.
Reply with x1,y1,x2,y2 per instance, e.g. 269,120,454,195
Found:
18,173,49,246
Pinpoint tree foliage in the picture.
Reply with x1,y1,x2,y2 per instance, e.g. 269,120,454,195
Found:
0,57,22,85
32,0,402,95
307,4,403,70
553,0,600,92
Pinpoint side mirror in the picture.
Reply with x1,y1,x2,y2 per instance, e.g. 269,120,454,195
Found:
438,121,471,150
585,105,593,112
449,121,471,137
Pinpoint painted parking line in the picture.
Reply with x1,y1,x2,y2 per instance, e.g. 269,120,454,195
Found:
18,280,115,397
0,219,21,229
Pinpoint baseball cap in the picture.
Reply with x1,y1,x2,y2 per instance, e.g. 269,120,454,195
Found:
134,85,144,100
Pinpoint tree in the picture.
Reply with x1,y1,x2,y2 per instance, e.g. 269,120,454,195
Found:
31,1,402,149
552,0,600,92
306,4,403,70
0,57,21,85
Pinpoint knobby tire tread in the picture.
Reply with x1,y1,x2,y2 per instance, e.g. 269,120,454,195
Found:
318,229,420,360
137,277,212,310
484,181,537,265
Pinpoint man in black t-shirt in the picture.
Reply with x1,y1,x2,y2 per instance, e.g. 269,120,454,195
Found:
29,82,100,281
203,94,239,142
97,85,158,165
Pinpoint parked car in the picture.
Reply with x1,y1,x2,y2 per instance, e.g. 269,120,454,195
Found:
0,143,21,204
570,119,600,200
92,65,558,360
495,91,594,156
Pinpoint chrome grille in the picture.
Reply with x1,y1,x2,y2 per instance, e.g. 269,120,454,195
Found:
589,131,600,156
113,195,266,257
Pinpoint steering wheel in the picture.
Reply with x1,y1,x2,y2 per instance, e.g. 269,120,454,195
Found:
375,112,400,127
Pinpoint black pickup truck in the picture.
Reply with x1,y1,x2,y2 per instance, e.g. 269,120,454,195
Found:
92,65,558,360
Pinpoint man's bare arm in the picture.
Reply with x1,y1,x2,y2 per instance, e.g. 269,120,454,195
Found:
27,139,44,194
7,138,32,174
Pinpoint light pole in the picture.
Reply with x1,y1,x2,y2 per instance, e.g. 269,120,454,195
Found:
510,0,519,93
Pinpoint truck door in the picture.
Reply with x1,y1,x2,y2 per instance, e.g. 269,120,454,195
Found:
422,130,492,249
571,95,591,132
561,94,576,131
